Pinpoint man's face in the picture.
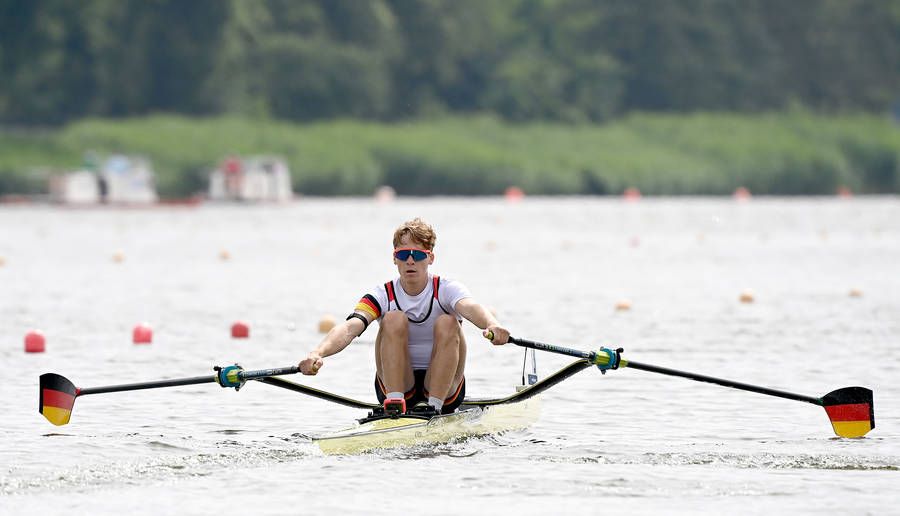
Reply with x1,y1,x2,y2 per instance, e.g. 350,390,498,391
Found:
393,233,433,282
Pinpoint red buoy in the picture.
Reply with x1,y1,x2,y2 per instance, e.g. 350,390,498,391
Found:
25,330,46,353
231,321,250,338
132,323,153,344
623,187,641,201
733,187,751,201
504,186,525,202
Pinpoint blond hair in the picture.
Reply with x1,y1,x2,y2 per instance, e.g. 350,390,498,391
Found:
392,217,436,250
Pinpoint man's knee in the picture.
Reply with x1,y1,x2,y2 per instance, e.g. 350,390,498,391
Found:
434,314,460,344
382,311,408,337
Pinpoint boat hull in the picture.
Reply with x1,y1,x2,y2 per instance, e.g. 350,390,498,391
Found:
313,397,541,455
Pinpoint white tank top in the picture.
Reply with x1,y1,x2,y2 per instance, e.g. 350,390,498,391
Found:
353,274,471,369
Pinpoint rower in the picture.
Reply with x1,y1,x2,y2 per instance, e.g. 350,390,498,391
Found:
298,217,510,416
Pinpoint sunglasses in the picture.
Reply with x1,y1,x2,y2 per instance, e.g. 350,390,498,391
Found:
393,248,431,261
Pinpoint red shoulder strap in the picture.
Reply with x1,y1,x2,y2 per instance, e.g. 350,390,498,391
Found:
385,281,396,303
432,275,440,299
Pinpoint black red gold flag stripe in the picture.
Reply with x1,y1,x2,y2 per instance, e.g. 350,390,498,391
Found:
355,294,381,320
821,387,874,438
39,373,79,426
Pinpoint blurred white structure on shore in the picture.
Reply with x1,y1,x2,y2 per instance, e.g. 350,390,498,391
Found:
49,155,158,205
49,170,100,204
100,155,158,204
208,156,293,202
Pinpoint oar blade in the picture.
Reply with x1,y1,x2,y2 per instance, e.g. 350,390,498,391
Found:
821,387,874,438
39,373,79,426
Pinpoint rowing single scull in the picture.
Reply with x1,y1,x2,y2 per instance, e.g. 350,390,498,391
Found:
38,337,874,454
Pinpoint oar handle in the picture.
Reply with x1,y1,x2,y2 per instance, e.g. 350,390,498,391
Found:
239,365,299,380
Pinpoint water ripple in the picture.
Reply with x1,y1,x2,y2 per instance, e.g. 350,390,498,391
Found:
540,452,900,470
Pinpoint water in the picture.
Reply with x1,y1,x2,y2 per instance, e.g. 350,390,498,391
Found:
1,197,898,515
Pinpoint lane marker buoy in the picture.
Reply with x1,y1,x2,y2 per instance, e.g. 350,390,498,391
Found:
318,315,336,334
133,323,153,344
374,185,396,202
25,330,46,353
623,187,641,201
733,187,751,201
615,300,632,311
505,186,525,202
231,321,250,338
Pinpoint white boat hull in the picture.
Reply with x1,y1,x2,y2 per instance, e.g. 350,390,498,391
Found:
313,397,541,455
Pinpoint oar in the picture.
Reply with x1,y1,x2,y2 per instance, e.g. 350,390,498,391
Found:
257,377,378,410
39,364,298,426
499,335,875,438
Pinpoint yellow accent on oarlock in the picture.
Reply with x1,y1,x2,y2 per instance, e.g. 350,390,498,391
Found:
830,420,872,438
42,406,72,426
226,369,241,384
591,350,619,367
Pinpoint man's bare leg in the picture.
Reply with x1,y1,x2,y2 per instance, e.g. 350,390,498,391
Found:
377,311,414,397
425,315,466,411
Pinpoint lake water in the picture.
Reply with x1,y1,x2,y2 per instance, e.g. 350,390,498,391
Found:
1,197,898,515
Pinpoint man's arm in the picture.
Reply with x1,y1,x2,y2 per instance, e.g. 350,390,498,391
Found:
455,297,509,345
298,314,370,375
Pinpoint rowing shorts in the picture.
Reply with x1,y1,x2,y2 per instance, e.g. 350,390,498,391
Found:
375,369,465,414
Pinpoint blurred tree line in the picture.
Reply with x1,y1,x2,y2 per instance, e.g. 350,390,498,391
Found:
2,0,899,127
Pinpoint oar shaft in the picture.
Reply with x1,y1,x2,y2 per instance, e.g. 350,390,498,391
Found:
623,360,820,405
257,377,377,410
508,337,594,361
78,366,299,396
509,336,821,406
80,375,215,395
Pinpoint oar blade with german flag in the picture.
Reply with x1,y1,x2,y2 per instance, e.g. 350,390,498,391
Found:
503,336,877,439
39,373,79,426
820,386,874,438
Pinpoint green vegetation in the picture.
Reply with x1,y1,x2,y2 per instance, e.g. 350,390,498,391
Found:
3,1,898,196
2,112,897,196
2,1,898,126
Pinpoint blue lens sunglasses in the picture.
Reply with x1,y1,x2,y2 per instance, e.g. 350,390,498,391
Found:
393,248,431,261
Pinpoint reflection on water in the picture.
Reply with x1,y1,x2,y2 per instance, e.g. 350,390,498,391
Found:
1,197,898,514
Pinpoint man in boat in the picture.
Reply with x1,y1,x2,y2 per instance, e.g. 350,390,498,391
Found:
298,217,509,416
